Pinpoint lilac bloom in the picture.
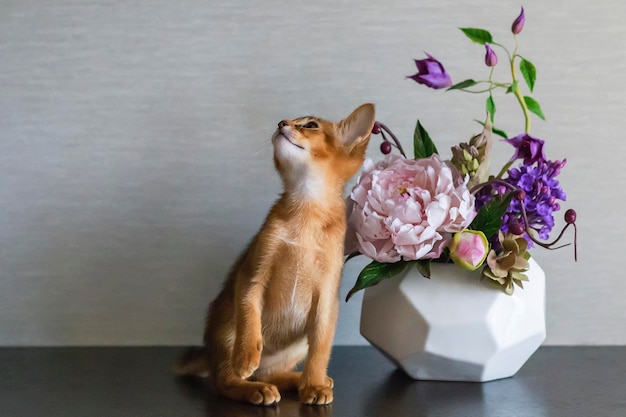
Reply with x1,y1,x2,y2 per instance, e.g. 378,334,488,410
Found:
505,133,547,165
512,7,525,35
407,53,452,89
485,43,498,67
476,159,567,243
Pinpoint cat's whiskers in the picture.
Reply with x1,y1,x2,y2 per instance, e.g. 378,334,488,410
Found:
245,141,273,160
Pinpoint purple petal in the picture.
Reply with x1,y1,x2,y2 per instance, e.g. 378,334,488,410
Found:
407,53,452,89
484,43,498,67
512,7,525,35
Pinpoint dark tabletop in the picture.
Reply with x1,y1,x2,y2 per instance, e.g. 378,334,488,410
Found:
1,346,624,417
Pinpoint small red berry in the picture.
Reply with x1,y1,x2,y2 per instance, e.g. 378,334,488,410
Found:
509,222,525,235
380,141,392,154
514,189,526,201
371,122,381,135
565,209,577,224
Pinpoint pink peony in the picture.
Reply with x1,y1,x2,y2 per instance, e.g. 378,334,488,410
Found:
347,154,476,263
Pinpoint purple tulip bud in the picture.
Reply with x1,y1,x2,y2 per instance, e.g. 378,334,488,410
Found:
484,43,498,67
407,53,452,89
512,7,525,35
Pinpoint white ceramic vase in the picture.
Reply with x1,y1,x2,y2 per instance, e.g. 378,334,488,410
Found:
359,257,546,382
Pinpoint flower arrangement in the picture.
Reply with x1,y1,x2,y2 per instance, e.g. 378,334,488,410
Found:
345,7,577,299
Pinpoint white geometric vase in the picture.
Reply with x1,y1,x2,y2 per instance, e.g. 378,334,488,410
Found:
360,257,546,382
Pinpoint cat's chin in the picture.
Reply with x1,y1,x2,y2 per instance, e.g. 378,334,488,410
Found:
274,131,305,151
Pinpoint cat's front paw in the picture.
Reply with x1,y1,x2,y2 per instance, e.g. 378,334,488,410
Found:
299,385,334,405
232,338,262,379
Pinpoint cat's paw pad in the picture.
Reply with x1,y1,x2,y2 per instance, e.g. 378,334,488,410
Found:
299,385,334,405
232,339,262,379
245,383,281,406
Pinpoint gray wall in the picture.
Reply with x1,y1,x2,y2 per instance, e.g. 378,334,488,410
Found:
1,0,624,346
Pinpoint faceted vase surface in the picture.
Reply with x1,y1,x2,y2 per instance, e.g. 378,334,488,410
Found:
359,257,546,382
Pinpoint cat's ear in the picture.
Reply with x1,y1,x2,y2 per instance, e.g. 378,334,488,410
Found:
338,103,376,154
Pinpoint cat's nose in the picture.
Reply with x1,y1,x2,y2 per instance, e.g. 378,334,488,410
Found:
278,120,289,129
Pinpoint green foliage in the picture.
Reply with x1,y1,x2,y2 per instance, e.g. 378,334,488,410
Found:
469,192,514,240
413,120,439,159
519,58,537,92
506,80,519,94
474,119,508,139
447,79,478,91
459,28,493,44
346,260,411,301
524,96,546,120
486,95,496,124
416,260,432,278
480,233,531,295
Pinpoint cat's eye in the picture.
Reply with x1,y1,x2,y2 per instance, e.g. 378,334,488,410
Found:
302,121,319,129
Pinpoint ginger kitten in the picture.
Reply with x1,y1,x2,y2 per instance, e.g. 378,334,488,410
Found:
175,103,375,406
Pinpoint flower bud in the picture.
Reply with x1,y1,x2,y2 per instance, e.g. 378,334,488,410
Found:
484,43,498,67
565,209,577,224
509,222,525,236
449,230,489,271
512,7,525,35
407,53,452,89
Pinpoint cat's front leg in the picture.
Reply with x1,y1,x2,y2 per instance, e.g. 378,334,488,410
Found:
232,272,265,379
299,287,339,405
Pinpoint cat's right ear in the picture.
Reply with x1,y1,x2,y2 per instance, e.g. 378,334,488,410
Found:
338,103,376,155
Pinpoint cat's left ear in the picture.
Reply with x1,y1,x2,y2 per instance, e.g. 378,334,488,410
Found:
338,103,376,154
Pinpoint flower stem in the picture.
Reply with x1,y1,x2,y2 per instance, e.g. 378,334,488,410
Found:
510,38,531,133
377,122,407,158
459,81,510,94
496,160,514,179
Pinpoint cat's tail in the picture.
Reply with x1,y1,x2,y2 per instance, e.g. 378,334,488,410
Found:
173,346,210,378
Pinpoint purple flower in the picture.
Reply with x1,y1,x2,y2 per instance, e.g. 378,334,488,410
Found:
484,43,498,67
504,160,566,240
407,53,452,89
512,7,525,35
505,133,546,165
477,159,567,243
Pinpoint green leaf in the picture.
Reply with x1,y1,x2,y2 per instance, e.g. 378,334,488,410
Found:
474,119,508,139
459,28,493,44
416,260,432,278
413,120,439,159
524,96,546,120
346,260,411,301
519,58,537,93
506,80,518,94
447,79,478,91
469,192,514,240
486,95,496,124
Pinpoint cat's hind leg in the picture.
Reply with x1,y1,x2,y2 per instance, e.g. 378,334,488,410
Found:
259,371,333,392
214,367,281,406
210,337,280,406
